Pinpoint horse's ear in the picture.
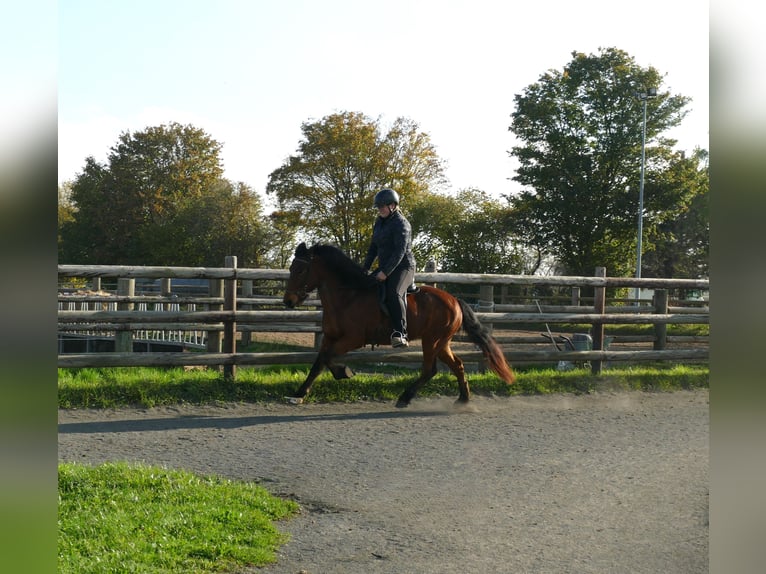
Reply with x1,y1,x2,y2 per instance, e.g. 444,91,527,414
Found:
296,242,308,256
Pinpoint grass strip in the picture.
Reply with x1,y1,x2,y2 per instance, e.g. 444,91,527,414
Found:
58,363,708,409
58,462,298,573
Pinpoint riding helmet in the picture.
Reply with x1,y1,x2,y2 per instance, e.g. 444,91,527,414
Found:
373,188,400,207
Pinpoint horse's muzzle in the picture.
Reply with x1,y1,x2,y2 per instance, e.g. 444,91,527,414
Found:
284,288,307,308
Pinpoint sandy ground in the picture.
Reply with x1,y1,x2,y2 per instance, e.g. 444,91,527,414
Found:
58,389,708,573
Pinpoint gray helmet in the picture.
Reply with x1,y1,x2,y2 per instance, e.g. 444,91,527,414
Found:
373,188,400,207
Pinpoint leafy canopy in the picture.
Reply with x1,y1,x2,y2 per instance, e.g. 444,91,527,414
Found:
642,148,709,279
508,47,704,277
59,122,273,266
266,111,446,262
408,189,527,274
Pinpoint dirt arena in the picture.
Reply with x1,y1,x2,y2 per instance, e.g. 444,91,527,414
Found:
58,388,708,573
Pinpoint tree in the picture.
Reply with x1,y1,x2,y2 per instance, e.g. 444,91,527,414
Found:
508,47,701,277
58,181,76,252
59,156,116,263
59,123,274,267
266,111,446,262
642,148,709,279
408,189,527,274
266,210,301,269
171,179,274,267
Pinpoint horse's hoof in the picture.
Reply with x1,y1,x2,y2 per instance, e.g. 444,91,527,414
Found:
285,396,304,405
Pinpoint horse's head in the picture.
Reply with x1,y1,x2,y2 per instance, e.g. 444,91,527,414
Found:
283,242,315,308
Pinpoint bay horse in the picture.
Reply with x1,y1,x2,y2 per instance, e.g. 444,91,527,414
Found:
282,242,515,407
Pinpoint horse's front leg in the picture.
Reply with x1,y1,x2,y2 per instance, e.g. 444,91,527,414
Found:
287,345,353,404
328,363,354,380
322,337,356,380
287,353,327,404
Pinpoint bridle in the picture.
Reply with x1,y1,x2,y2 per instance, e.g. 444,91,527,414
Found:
285,255,312,302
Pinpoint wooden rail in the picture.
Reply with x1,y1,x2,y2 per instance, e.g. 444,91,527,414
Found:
58,348,708,369
58,260,709,377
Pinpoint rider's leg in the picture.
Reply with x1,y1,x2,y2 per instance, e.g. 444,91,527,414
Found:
386,266,414,346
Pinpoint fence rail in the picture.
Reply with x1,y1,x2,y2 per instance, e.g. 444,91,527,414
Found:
58,260,709,378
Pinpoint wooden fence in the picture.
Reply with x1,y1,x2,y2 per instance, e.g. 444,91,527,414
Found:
58,258,709,378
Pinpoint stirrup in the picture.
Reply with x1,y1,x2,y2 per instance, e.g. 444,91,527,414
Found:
391,331,408,348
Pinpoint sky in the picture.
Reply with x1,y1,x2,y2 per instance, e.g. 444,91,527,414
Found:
58,0,710,202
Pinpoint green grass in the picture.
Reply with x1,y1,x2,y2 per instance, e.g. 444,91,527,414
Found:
509,363,708,394
58,462,299,574
58,362,708,409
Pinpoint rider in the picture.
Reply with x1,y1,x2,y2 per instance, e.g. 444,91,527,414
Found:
363,188,416,348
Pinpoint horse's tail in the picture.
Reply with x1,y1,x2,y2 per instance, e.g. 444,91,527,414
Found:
457,299,515,384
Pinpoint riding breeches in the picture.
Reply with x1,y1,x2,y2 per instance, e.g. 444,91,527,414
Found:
385,266,415,336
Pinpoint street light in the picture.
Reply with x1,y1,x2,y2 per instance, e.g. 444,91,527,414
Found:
634,87,657,302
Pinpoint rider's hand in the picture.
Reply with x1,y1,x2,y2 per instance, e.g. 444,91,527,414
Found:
375,271,387,282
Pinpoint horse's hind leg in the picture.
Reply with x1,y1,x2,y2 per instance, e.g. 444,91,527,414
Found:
438,344,469,404
396,361,438,408
396,347,439,408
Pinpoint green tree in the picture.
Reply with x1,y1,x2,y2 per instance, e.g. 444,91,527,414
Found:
508,47,701,277
58,181,76,252
59,123,274,267
266,111,446,262
266,210,301,268
172,179,274,267
642,148,709,279
58,156,115,263
408,189,526,274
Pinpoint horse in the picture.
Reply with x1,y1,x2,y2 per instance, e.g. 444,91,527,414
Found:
282,242,515,407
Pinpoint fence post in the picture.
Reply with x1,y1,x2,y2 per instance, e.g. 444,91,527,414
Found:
591,267,606,374
653,289,668,350
423,259,437,287
241,279,253,347
115,278,134,353
207,279,223,361
571,286,580,306
160,278,172,312
222,256,238,380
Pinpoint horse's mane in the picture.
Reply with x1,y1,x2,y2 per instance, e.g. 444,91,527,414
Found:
310,243,374,290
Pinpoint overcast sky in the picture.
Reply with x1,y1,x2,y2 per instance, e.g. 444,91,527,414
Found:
58,0,709,200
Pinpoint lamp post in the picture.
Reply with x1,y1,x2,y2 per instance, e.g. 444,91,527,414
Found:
634,87,657,302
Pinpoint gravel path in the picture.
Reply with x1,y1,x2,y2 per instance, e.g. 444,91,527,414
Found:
58,390,708,573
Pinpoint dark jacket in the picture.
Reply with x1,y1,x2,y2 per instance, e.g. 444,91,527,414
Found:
363,209,415,276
